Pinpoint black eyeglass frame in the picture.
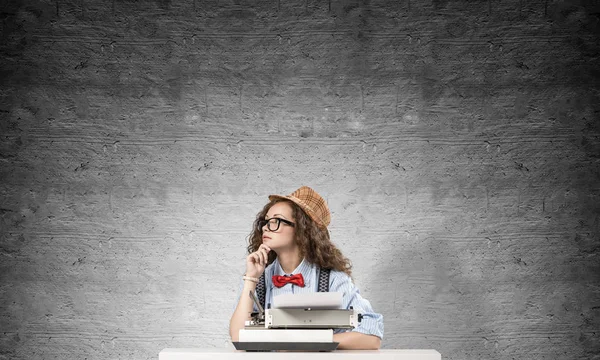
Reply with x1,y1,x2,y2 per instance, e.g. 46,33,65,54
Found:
258,217,295,232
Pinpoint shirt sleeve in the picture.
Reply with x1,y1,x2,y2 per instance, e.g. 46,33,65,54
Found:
329,271,384,339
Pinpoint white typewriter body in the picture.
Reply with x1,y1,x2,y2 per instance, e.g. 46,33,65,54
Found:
233,291,362,351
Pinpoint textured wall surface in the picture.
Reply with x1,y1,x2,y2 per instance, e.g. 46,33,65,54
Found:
1,0,599,359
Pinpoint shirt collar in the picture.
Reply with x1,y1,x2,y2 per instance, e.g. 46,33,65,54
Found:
271,257,315,288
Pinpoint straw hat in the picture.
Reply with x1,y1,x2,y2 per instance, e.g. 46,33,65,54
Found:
268,186,331,228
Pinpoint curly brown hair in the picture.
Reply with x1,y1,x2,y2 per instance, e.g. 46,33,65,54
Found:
247,199,352,277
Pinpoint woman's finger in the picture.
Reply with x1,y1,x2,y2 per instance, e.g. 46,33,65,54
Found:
255,251,264,265
252,253,261,265
258,249,267,265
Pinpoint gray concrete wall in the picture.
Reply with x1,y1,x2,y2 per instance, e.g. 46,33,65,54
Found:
1,0,599,359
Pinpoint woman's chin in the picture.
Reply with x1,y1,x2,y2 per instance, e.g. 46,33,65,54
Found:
263,240,278,250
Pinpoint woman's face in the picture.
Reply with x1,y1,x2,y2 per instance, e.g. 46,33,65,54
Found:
261,201,296,251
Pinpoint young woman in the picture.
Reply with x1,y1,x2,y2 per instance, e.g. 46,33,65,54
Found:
229,186,383,350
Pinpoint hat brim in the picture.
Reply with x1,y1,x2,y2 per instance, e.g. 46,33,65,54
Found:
268,194,326,228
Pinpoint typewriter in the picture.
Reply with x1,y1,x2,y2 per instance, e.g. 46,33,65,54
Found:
232,291,362,352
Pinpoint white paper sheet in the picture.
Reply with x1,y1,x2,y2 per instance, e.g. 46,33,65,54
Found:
272,292,343,309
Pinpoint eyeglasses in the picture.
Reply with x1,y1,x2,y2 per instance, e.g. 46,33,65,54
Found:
258,217,295,232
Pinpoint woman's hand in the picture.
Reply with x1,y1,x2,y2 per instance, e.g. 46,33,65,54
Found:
245,244,271,278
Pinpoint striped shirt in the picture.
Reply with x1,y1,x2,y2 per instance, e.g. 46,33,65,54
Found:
235,257,384,339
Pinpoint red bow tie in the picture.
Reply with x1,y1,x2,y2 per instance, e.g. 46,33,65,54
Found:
272,273,305,288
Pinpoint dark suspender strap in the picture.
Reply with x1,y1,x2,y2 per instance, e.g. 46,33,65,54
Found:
317,268,331,292
257,273,266,310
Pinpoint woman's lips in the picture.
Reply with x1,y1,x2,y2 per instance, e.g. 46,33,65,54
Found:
262,236,271,240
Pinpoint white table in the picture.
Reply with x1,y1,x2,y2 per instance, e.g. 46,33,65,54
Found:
159,349,441,360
